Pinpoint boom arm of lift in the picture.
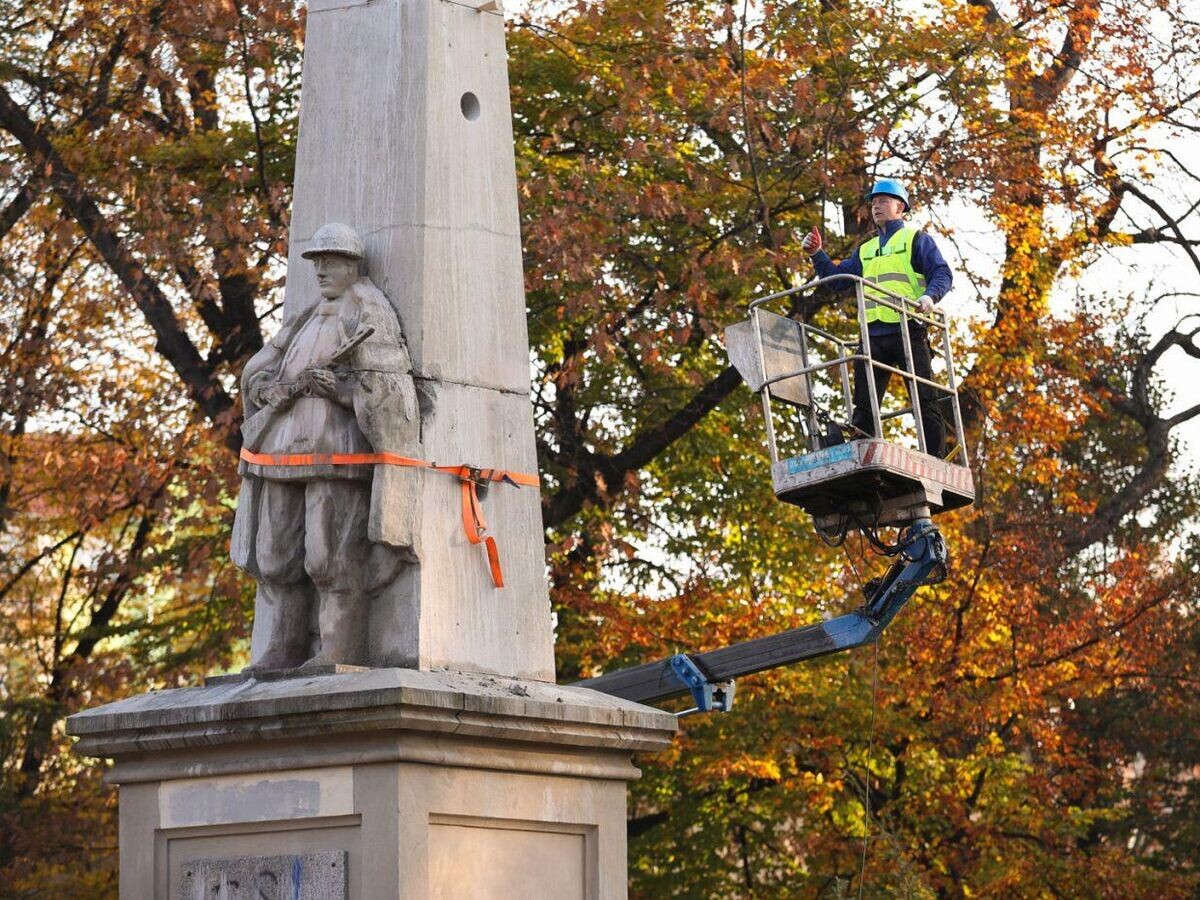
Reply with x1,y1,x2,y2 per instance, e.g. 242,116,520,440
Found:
574,518,948,715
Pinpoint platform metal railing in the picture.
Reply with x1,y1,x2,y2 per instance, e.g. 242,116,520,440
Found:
745,274,969,466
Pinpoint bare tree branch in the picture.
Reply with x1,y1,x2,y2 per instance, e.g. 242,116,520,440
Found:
1034,0,1100,102
1092,141,1200,277
543,365,743,527
1127,229,1200,247
0,83,238,444
0,177,40,243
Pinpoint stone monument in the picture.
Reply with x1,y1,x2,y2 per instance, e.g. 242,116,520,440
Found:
232,222,421,672
66,1,676,897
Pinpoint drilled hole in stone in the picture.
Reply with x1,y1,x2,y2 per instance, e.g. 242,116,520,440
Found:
460,91,480,121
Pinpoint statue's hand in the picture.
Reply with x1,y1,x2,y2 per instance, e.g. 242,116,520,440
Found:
258,381,298,409
300,367,340,400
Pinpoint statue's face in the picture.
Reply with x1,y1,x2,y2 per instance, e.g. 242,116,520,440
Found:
313,254,359,299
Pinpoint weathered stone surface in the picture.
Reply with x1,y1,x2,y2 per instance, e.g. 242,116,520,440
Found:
394,381,551,677
176,851,347,900
69,675,676,899
429,822,586,899
158,767,355,829
205,664,369,686
285,1,526,389
67,668,677,765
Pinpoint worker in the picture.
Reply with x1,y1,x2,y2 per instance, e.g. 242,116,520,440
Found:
800,179,952,457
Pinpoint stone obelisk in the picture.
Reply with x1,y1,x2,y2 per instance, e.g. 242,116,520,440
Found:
278,0,553,679
67,2,676,898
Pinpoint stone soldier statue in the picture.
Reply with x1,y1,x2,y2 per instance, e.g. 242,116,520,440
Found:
231,223,420,671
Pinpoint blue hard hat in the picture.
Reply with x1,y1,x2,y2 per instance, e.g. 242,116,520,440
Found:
869,178,911,211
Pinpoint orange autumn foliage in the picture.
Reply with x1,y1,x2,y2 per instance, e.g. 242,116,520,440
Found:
2,0,1199,896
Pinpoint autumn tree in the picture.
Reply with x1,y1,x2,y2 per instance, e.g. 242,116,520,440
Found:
0,0,302,888
1,0,1198,895
510,0,1200,894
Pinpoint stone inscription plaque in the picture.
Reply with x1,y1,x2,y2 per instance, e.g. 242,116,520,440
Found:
176,850,347,900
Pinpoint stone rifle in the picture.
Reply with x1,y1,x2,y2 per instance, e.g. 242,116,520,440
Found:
241,324,375,449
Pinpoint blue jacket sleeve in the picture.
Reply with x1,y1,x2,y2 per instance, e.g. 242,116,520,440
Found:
912,232,953,301
807,248,862,292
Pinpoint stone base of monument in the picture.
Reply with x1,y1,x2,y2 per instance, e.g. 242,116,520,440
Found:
67,670,676,899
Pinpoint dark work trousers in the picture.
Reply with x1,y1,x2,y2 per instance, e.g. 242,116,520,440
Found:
851,325,946,457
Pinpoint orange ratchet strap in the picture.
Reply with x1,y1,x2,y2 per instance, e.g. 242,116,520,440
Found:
239,449,539,588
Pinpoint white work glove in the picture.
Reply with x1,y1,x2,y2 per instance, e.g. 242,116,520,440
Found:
916,295,935,314
800,226,823,256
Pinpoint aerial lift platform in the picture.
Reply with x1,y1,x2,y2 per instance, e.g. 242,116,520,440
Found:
577,275,973,713
728,274,974,536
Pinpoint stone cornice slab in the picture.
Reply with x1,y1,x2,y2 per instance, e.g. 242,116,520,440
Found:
67,668,678,764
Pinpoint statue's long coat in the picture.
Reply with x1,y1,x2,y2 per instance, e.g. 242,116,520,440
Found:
230,277,421,568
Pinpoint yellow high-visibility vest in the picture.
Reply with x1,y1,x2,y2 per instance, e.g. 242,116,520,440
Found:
858,226,926,324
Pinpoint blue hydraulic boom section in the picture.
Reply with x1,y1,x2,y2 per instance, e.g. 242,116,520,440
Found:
575,518,947,714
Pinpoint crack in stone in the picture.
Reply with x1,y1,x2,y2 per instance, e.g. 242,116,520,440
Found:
412,373,530,398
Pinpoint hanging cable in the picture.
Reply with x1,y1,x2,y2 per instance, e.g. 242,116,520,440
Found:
740,0,773,243
841,538,867,592
858,637,879,899
835,537,878,898
817,514,850,547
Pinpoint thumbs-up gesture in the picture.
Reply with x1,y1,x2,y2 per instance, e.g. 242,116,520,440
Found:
800,226,823,256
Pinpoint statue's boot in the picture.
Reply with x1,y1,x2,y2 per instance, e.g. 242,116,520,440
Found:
243,581,313,673
301,588,368,668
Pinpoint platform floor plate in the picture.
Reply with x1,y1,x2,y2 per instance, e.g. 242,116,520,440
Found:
772,439,974,524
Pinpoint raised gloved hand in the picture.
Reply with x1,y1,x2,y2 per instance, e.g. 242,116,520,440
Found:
800,226,823,256
916,295,935,314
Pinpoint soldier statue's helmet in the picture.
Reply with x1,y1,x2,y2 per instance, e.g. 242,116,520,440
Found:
301,223,365,261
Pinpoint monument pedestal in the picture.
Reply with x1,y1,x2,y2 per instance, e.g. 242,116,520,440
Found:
67,670,675,899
